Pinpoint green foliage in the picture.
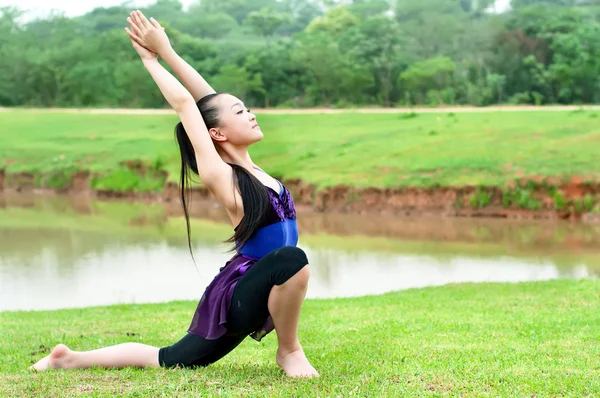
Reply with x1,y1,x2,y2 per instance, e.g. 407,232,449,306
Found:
469,188,493,209
91,168,165,193
244,7,289,38
553,189,567,210
584,194,596,211
1,0,600,108
43,169,76,189
502,187,542,210
306,6,359,35
211,64,265,99
577,194,597,213
400,56,456,105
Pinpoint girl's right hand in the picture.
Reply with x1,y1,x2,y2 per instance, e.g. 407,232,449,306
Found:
126,10,172,57
126,34,158,61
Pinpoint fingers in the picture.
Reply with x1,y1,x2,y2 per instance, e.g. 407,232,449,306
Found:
136,10,153,30
127,17,144,37
130,11,146,33
124,27,143,44
149,17,162,30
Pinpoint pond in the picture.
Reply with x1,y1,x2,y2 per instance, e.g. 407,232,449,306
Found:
1,192,598,312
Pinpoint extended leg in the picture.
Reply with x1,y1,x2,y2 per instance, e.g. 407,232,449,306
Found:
31,343,159,371
31,332,247,371
159,332,246,368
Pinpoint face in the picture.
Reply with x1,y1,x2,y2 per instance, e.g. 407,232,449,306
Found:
210,94,263,146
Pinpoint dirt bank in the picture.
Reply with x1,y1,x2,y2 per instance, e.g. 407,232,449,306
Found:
2,168,600,222
4,188,600,256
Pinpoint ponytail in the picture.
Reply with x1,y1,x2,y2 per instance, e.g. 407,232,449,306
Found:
174,94,271,257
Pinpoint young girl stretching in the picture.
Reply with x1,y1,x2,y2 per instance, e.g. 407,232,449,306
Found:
31,10,318,378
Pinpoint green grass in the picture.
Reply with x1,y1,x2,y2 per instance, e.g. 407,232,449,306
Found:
1,280,599,396
2,109,600,190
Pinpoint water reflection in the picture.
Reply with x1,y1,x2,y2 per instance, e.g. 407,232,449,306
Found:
0,193,598,312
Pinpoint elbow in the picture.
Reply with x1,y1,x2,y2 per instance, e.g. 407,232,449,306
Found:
172,97,196,113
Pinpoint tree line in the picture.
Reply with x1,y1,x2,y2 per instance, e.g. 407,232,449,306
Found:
1,0,599,108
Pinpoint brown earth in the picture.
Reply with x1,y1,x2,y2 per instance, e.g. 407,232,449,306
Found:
3,186,600,255
2,168,600,223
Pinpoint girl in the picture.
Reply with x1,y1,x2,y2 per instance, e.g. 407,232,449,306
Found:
30,10,318,378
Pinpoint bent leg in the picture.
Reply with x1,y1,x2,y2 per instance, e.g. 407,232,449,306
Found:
268,266,317,377
228,246,318,377
227,246,309,333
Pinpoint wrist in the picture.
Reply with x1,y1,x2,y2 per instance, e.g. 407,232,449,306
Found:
142,57,158,65
159,46,177,61
142,58,160,68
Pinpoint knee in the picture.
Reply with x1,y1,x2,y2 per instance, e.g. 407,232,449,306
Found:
294,263,311,286
275,246,309,268
272,246,310,285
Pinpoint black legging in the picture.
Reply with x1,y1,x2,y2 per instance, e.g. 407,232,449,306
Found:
158,246,309,368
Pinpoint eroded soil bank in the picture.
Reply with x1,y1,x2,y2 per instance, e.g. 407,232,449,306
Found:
1,167,600,222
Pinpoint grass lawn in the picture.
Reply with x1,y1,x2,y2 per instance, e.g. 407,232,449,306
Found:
1,280,598,396
2,109,600,190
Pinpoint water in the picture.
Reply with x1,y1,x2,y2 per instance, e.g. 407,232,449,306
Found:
1,193,598,312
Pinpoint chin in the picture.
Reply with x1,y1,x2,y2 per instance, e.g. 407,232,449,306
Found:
252,130,264,142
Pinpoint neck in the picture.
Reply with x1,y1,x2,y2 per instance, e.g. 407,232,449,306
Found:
216,143,254,169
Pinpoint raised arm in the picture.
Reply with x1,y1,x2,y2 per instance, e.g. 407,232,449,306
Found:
124,32,236,208
127,10,215,101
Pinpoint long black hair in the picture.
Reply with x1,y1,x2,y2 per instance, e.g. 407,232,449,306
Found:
174,93,270,257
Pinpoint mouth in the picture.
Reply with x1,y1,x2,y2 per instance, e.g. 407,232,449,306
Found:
252,124,260,129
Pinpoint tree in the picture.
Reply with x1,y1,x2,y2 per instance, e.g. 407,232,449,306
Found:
77,6,131,33
399,56,456,105
306,6,359,35
0,7,25,105
211,64,265,101
549,24,600,103
486,73,507,103
277,0,325,34
178,11,238,39
293,31,373,105
244,7,289,39
244,42,307,107
346,0,391,19
341,15,405,106
1,0,600,108
191,0,281,24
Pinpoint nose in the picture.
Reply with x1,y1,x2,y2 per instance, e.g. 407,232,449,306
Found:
248,111,256,121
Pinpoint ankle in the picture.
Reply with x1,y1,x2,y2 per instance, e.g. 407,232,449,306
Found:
50,345,75,369
277,341,302,357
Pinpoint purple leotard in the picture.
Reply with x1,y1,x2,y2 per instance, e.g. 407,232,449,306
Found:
187,177,298,341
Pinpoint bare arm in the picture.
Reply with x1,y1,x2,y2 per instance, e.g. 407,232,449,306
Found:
128,10,215,101
160,47,215,101
140,56,235,207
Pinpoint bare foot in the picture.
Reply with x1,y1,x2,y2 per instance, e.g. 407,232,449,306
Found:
29,354,50,371
30,344,73,371
276,348,319,378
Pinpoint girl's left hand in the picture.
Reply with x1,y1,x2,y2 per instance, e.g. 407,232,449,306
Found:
126,10,172,57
